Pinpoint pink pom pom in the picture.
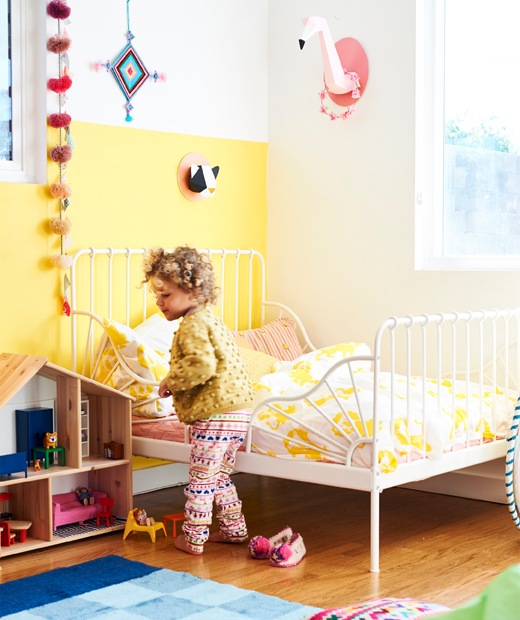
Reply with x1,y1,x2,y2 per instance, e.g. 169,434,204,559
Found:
248,535,271,559
47,1,71,20
48,75,72,94
50,145,72,163
48,113,71,128
272,543,292,562
47,33,71,54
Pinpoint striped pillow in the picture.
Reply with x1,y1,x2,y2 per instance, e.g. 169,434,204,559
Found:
232,317,304,362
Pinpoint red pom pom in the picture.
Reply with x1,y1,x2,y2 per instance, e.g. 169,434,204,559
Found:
47,33,71,54
49,145,72,163
48,113,71,128
48,75,73,94
47,1,71,20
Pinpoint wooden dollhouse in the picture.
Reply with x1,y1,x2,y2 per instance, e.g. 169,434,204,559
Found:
0,353,133,558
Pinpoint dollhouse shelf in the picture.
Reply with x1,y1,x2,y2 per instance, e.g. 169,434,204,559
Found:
0,353,133,558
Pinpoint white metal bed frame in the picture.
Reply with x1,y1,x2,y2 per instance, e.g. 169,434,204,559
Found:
70,247,520,572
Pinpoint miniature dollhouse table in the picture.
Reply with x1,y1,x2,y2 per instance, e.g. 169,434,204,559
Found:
32,446,66,469
9,520,31,542
163,512,185,538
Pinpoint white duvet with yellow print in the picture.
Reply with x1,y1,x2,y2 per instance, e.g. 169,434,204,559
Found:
94,314,178,418
250,343,515,473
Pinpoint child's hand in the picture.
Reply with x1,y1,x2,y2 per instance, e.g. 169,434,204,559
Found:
158,378,172,398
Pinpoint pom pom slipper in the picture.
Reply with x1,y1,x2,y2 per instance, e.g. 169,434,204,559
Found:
248,526,293,559
269,532,306,568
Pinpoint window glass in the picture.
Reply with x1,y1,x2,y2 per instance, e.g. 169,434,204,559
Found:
0,0,11,161
416,0,520,270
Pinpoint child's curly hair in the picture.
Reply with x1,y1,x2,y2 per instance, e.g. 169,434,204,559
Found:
143,246,219,306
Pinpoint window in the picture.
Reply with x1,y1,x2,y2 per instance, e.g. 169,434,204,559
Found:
0,0,46,184
416,0,520,270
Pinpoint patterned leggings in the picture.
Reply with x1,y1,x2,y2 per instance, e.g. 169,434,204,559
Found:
182,410,250,552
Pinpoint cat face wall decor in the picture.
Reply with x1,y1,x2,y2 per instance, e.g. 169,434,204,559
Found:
188,164,220,198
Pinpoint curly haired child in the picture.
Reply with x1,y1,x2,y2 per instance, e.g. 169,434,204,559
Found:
143,246,254,555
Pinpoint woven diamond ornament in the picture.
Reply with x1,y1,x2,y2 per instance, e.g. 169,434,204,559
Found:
92,1,164,122
111,42,150,121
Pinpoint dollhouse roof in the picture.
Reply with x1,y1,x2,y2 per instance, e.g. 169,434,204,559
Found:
0,352,133,409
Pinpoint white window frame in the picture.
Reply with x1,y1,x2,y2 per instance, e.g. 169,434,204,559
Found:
415,0,520,271
0,0,46,184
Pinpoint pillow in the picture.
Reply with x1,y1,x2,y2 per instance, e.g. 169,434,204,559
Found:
232,317,304,362
94,314,179,418
237,347,281,383
307,598,450,620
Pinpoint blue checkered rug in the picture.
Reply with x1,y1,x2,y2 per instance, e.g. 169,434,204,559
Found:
0,555,320,619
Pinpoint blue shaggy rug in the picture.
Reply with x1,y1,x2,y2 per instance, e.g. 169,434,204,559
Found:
0,554,320,619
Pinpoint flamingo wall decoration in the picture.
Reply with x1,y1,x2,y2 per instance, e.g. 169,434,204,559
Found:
299,16,369,120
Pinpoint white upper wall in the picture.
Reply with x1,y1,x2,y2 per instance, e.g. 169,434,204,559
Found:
55,1,520,349
267,0,520,348
63,0,268,141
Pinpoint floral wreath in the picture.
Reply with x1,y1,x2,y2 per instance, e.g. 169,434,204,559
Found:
319,71,360,121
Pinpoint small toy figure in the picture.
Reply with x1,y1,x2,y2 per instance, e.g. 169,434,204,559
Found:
76,487,94,506
133,507,155,527
43,432,58,449
34,459,41,472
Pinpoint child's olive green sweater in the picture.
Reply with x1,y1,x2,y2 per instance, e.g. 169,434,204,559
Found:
165,306,254,424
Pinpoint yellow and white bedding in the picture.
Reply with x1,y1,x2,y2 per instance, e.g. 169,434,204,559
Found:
249,344,516,473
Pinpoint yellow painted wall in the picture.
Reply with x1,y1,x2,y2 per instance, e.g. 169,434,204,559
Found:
0,121,267,368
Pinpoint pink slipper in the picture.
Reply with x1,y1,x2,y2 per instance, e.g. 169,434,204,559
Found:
269,532,306,567
248,526,293,560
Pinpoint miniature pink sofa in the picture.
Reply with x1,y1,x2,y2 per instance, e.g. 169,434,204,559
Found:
52,491,107,530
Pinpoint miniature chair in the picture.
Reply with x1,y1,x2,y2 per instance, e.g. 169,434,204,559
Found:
96,497,115,527
0,521,16,547
123,510,166,543
163,511,185,538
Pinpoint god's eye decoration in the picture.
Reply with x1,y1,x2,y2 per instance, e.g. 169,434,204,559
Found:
92,0,165,122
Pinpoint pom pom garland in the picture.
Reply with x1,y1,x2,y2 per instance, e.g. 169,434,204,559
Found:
47,33,71,54
47,0,75,306
48,112,72,128
50,182,72,199
47,74,73,94
50,145,72,163
47,0,71,20
49,216,72,235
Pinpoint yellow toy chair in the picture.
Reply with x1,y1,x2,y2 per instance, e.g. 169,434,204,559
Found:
123,509,166,543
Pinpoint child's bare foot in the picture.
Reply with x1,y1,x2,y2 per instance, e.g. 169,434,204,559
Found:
174,534,203,555
207,531,248,544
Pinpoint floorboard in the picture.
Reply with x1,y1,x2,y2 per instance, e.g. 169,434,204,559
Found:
1,474,518,611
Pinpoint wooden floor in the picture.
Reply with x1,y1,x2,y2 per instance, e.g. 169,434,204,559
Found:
1,474,519,611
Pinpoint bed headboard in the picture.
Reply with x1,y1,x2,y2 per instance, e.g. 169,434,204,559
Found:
69,247,314,376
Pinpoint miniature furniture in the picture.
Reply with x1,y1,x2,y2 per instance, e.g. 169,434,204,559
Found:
32,445,66,469
163,511,185,538
0,522,16,546
0,492,12,520
0,451,27,478
15,407,53,465
0,353,133,558
8,520,32,542
96,497,115,527
123,510,166,542
52,491,107,530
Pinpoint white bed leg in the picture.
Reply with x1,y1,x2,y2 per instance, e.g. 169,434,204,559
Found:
370,485,380,572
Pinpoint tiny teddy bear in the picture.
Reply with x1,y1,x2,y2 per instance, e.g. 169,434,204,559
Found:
76,487,94,506
133,507,155,527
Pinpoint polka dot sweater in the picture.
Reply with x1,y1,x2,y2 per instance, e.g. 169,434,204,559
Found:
165,306,254,424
